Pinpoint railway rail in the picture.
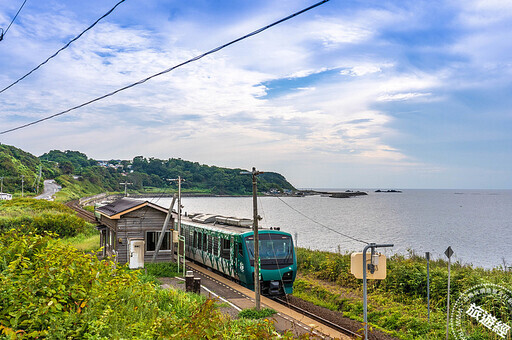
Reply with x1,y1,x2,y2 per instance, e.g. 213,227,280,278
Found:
273,296,362,339
65,200,98,224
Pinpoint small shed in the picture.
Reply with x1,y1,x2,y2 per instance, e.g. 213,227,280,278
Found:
96,198,175,267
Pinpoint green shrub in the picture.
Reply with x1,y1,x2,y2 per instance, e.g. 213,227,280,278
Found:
0,198,87,237
0,231,288,339
144,262,180,278
238,307,277,319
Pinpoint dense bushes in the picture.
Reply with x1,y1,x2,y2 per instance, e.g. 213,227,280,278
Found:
296,248,511,309
0,198,87,237
0,231,286,339
295,248,512,339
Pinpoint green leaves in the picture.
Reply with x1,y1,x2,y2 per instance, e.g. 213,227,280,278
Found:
0,231,285,338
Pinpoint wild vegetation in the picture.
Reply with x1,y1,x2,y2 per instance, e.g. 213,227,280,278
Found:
0,231,289,339
0,198,88,237
294,248,512,339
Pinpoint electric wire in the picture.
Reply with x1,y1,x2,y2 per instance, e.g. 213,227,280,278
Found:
0,0,330,135
0,0,126,94
0,0,28,41
275,196,369,245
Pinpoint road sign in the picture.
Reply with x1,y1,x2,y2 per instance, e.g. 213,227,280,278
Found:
350,253,387,280
445,246,454,259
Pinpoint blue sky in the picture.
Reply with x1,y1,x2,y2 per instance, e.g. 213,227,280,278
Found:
0,0,511,189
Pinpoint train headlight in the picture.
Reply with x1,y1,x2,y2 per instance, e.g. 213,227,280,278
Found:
282,271,293,282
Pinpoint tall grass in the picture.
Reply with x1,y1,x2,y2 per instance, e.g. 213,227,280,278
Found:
295,247,512,339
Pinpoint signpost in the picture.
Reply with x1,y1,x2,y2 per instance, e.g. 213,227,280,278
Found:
351,243,393,340
426,251,430,323
445,246,454,340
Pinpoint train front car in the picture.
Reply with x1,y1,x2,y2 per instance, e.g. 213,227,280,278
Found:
241,230,297,295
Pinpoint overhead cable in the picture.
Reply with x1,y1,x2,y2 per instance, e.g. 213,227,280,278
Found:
0,0,126,94
0,0,330,135
0,0,29,42
275,196,369,245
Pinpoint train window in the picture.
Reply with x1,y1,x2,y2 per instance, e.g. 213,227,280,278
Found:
245,233,293,261
198,232,202,250
203,234,207,252
213,236,219,256
193,231,197,248
207,235,212,254
221,238,231,260
238,242,243,256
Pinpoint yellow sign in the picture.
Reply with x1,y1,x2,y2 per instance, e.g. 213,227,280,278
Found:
350,253,387,280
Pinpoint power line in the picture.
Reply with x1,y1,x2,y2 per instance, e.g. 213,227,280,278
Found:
275,196,369,245
0,0,28,42
0,0,126,94
0,0,330,135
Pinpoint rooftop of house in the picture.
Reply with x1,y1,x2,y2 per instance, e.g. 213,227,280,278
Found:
96,198,170,219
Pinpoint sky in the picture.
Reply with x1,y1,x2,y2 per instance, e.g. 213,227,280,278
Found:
0,0,511,189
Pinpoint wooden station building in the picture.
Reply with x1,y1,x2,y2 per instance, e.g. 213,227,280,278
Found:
95,198,175,268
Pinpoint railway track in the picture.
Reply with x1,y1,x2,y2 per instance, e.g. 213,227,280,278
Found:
273,296,362,339
65,200,98,224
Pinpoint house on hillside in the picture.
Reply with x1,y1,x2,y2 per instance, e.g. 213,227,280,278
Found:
95,198,175,268
0,193,12,200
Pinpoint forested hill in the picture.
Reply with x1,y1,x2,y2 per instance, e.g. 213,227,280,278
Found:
1,144,295,196
0,144,60,194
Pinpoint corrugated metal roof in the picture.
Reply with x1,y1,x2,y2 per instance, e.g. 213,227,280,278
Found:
96,198,169,219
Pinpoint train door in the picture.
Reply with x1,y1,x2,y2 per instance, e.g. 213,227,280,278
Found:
234,239,245,283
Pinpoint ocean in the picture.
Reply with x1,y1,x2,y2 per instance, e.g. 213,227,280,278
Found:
143,189,512,269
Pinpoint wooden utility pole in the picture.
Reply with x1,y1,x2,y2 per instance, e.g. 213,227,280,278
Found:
21,175,24,197
242,167,263,310
152,194,177,262
119,182,133,196
0,176,4,193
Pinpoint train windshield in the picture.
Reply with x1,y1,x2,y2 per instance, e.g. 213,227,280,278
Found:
245,233,293,261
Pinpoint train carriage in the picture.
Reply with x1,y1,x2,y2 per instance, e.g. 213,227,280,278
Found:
178,213,297,295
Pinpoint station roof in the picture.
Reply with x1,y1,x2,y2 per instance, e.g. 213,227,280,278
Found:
96,198,170,220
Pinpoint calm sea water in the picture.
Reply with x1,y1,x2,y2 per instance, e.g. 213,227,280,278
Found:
144,190,512,269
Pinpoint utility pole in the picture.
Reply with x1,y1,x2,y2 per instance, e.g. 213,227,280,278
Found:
168,177,185,269
119,182,133,197
0,176,4,193
168,176,185,236
241,167,264,310
21,175,24,197
426,252,431,324
445,246,454,340
36,165,42,193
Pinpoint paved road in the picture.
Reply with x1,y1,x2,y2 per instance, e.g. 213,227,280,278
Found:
34,179,61,200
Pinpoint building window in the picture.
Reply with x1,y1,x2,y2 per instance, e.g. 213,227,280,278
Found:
146,231,171,251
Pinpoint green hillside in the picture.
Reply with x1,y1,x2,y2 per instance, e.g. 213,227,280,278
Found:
0,144,296,197
0,144,54,195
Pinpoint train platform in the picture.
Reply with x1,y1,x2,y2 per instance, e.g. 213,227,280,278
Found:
159,262,354,339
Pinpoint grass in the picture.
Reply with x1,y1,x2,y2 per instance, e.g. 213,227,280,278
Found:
61,232,100,252
238,308,277,320
294,247,512,340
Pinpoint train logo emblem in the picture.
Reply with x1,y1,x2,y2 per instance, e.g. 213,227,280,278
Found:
451,283,512,339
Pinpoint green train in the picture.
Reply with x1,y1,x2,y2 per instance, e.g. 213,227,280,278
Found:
178,213,297,295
